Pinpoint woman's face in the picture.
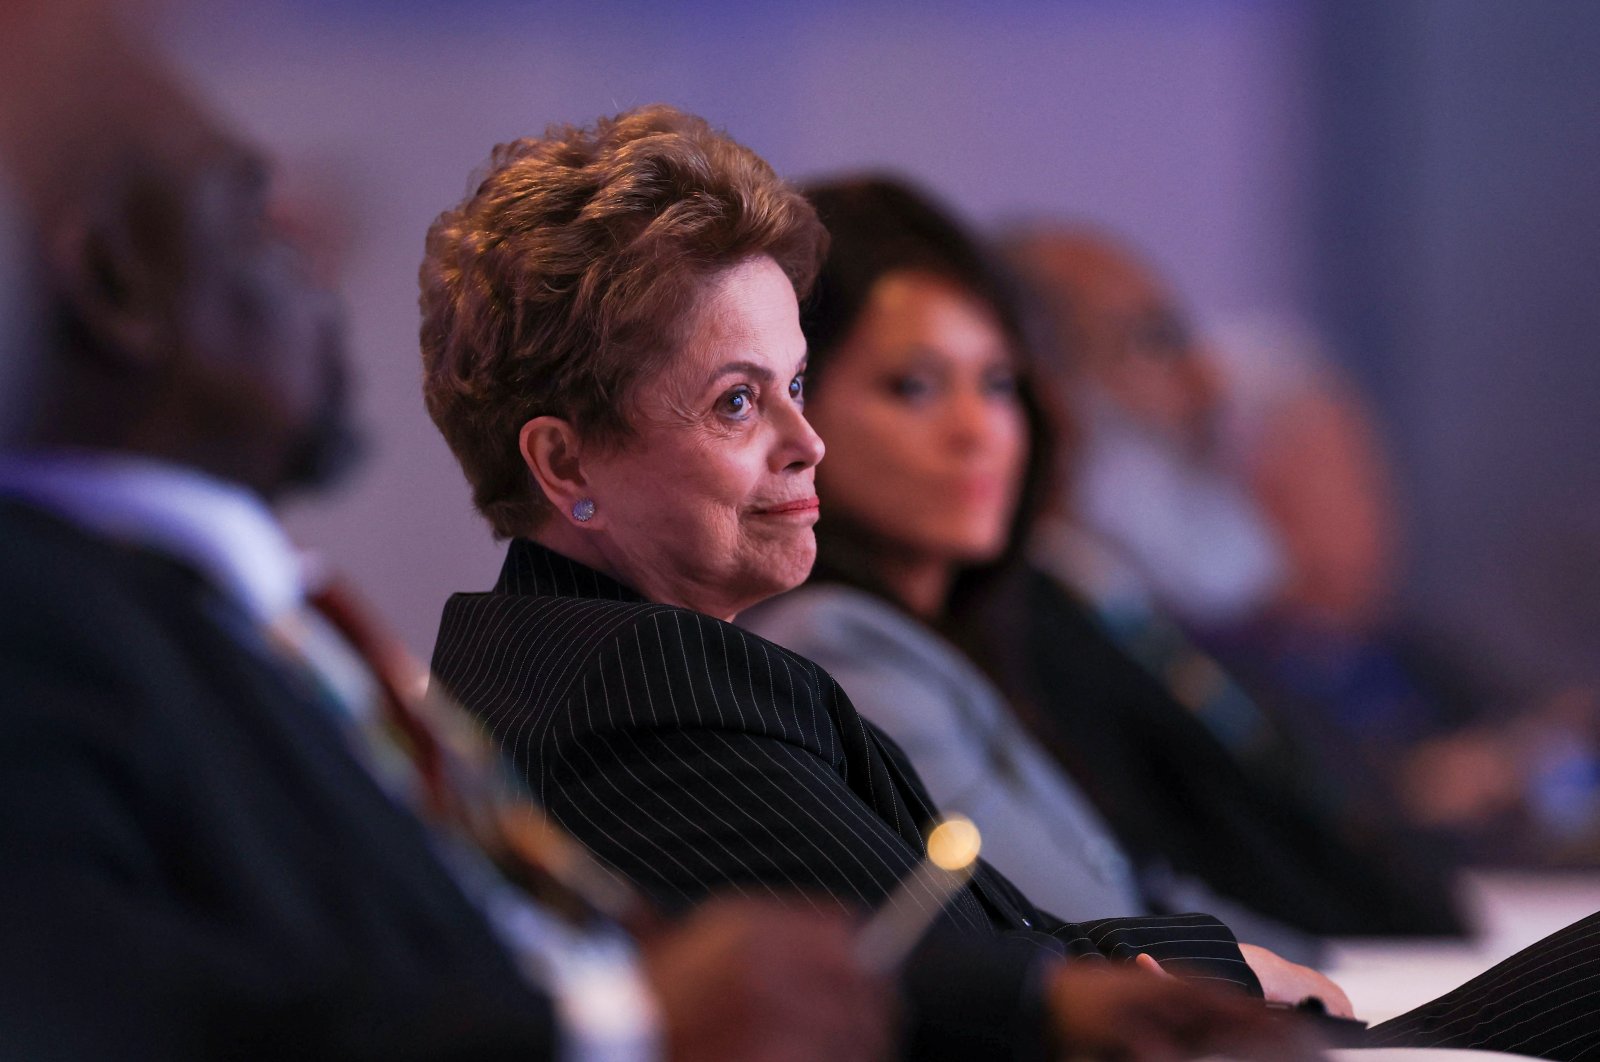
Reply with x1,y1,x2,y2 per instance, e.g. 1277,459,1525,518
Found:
581,255,824,619
806,270,1029,568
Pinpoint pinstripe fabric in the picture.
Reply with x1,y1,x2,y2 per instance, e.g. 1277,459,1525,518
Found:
436,542,1600,1059
431,542,1261,1021
1370,911,1600,1058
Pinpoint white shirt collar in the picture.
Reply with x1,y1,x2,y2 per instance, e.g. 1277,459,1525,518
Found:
0,451,304,622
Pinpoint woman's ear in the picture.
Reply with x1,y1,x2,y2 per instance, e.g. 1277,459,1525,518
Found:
519,416,605,529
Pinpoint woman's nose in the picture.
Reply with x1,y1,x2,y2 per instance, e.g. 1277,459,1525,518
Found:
775,401,826,471
947,389,997,451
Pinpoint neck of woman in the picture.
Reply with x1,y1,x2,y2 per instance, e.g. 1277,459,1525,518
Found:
874,554,954,621
528,523,748,622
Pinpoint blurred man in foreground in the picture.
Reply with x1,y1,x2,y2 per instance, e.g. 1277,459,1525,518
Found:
0,24,894,1062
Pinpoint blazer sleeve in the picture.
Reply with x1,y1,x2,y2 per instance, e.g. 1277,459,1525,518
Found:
526,607,1065,1059
0,613,562,1062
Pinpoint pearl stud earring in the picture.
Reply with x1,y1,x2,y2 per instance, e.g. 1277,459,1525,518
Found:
572,498,596,523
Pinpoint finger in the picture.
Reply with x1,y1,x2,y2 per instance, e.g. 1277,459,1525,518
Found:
1318,980,1355,1020
1134,953,1176,980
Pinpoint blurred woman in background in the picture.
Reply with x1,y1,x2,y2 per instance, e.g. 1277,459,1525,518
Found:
742,176,1459,948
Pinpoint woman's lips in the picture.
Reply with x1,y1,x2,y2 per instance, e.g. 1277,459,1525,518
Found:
754,496,821,516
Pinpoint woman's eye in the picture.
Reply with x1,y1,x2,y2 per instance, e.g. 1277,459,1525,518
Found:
983,368,1020,399
719,385,756,419
789,374,805,403
887,373,936,403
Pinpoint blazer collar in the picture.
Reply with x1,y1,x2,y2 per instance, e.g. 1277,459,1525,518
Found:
496,538,647,604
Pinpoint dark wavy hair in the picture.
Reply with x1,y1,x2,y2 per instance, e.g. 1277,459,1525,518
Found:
798,175,1056,618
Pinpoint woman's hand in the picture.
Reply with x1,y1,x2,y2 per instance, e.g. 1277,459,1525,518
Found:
1238,943,1355,1019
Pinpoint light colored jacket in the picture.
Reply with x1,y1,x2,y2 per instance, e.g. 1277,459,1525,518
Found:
743,583,1321,960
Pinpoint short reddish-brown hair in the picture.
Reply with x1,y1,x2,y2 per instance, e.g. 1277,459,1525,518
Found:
419,104,828,537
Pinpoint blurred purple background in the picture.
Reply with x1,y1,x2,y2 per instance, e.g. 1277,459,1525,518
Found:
155,0,1599,689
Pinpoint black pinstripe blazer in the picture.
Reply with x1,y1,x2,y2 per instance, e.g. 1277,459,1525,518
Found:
432,540,1262,1058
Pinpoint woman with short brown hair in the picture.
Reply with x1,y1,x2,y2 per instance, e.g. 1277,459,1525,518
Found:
420,104,826,539
419,105,1315,1062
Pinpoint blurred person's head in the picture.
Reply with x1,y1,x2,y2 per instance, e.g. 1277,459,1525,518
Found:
1000,224,1287,625
1,33,356,502
1210,317,1401,632
1000,226,1219,455
419,105,828,620
797,176,1054,619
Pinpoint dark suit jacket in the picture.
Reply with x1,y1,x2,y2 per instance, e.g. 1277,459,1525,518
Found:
963,563,1467,937
431,540,1262,1061
0,500,558,1061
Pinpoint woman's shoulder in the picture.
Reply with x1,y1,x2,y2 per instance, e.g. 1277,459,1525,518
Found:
436,586,859,757
742,584,1016,731
624,602,842,695
436,586,676,655
741,583,960,673
433,586,841,704
428,587,672,709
